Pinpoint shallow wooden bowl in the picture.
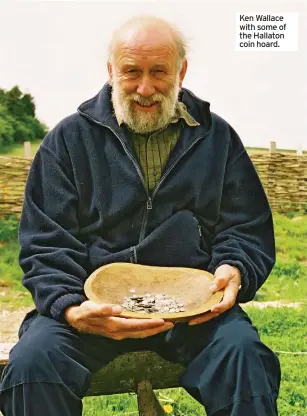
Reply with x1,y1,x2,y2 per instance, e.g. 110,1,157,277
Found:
84,263,224,322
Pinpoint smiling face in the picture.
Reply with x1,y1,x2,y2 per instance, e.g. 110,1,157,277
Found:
108,25,187,133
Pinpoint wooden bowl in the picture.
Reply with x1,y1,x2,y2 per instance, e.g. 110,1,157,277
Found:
84,263,224,322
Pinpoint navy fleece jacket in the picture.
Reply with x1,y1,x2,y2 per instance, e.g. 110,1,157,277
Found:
19,84,275,322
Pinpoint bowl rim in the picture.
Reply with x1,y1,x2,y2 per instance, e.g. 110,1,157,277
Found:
84,263,224,321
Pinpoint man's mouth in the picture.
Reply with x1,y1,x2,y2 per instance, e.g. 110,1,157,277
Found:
134,101,159,111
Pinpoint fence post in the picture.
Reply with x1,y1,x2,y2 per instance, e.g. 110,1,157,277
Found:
268,141,277,211
297,144,303,156
270,141,276,154
24,142,31,159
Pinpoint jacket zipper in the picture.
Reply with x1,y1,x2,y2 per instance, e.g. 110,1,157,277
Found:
77,109,210,244
77,110,151,245
136,135,210,242
193,214,203,237
138,195,152,243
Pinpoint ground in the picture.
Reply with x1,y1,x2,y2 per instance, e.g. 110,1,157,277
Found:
0,306,32,343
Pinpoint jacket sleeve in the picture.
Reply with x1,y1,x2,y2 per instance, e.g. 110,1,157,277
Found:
19,123,88,322
207,126,276,302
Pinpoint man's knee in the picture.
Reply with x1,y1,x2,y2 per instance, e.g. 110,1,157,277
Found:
1,316,91,397
220,320,260,355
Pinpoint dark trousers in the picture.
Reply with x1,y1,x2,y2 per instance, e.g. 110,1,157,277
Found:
0,305,280,416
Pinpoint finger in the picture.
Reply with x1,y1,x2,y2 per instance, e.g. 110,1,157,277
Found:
84,301,123,317
107,317,166,332
79,321,173,338
211,284,238,313
188,312,219,326
115,322,174,340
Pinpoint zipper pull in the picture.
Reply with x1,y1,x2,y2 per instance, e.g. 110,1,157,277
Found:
193,215,202,236
147,197,152,210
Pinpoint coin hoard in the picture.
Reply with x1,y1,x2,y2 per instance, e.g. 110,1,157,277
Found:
121,293,186,313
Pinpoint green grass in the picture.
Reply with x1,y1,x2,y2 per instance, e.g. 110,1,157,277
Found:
0,239,33,308
255,215,307,303
0,213,306,414
82,307,307,415
0,139,42,158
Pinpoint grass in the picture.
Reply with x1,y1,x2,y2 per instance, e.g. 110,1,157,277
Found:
82,306,307,416
0,213,306,414
0,139,42,158
254,214,307,303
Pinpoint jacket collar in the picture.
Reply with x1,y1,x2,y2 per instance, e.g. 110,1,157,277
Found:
77,83,211,134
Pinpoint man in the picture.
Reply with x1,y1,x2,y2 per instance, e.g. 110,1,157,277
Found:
0,15,280,416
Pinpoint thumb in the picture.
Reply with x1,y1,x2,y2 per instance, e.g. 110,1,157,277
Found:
210,265,234,293
84,301,123,316
99,303,123,316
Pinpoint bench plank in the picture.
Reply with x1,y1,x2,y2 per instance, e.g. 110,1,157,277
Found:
0,344,185,396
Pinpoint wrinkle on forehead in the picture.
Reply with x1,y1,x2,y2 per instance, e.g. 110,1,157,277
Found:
112,25,178,64
116,45,176,66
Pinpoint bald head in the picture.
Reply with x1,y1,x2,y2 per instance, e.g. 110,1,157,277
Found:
107,16,188,134
108,15,188,69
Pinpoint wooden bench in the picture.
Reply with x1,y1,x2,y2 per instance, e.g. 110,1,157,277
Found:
0,343,185,415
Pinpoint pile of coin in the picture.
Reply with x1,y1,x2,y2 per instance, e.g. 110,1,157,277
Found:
121,293,185,314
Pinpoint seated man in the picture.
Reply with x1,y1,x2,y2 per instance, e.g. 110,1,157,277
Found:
0,15,280,416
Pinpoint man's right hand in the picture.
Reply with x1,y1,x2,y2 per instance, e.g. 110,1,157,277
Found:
64,300,173,340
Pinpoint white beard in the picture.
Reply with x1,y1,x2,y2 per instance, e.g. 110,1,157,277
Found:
111,74,180,134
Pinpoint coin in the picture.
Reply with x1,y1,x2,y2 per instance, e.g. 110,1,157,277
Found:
121,293,185,314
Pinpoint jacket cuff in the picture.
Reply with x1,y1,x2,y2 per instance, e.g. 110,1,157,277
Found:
50,293,87,323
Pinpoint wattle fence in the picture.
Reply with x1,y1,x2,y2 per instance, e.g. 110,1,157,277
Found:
0,153,306,218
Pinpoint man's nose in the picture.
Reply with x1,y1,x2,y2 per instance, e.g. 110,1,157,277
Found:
136,75,155,97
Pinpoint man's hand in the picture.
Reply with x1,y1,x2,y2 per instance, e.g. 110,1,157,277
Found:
188,264,241,325
65,300,173,339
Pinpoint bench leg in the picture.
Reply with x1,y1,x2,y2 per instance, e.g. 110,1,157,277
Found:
136,380,166,416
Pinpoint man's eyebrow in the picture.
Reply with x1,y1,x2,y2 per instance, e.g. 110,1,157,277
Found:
120,63,139,69
152,63,168,68
119,62,169,72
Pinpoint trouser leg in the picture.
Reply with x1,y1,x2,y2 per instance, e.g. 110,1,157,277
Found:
211,396,279,416
0,311,144,416
0,383,83,416
151,304,281,416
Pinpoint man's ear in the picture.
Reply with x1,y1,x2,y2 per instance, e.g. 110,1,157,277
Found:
107,61,113,85
179,58,188,88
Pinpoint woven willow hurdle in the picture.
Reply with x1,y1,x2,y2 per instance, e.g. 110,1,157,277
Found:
0,153,306,218
0,157,31,218
251,153,307,212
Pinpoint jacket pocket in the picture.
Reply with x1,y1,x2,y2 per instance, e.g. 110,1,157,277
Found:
135,210,210,268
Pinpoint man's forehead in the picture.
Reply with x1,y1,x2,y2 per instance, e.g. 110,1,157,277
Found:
113,26,177,61
116,43,175,63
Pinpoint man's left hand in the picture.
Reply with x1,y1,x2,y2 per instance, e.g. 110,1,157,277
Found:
188,264,241,325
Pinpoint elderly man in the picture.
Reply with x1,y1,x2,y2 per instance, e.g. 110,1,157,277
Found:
0,15,280,416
